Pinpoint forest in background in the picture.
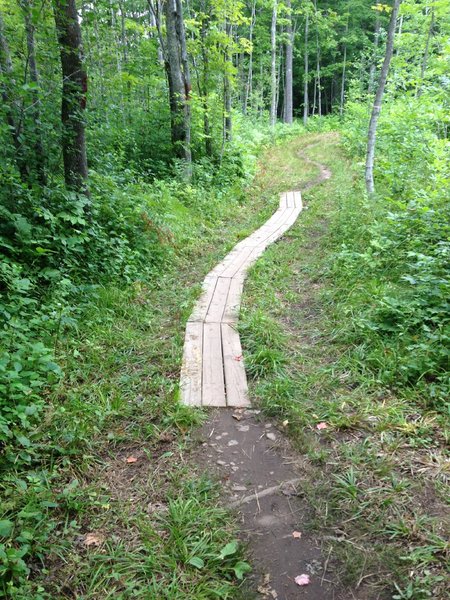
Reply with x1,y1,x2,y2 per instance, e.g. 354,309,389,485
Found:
0,0,449,597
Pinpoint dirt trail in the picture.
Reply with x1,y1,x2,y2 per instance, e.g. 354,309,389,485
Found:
193,144,337,599
195,409,336,599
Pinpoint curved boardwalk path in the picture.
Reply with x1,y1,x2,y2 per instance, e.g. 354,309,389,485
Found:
181,190,303,407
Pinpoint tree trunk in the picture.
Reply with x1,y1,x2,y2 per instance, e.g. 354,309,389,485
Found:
275,37,282,118
314,0,321,117
223,21,232,143
175,0,192,164
303,11,309,125
417,8,434,98
243,0,256,114
270,0,277,128
164,0,192,168
20,0,46,185
284,0,293,124
368,13,380,94
53,0,89,194
365,0,402,195
200,11,212,155
339,18,348,117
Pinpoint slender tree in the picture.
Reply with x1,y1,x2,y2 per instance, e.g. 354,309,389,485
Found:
284,0,293,124
368,11,380,94
243,0,256,114
223,20,233,143
313,0,321,117
53,0,89,193
270,0,277,127
339,15,348,117
365,0,402,195
303,8,309,125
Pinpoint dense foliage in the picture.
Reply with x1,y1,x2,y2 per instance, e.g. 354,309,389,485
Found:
0,0,448,596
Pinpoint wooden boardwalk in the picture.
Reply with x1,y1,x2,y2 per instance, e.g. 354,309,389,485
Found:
180,191,303,407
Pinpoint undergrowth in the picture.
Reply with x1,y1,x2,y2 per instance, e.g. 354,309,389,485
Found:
0,121,324,597
240,129,449,599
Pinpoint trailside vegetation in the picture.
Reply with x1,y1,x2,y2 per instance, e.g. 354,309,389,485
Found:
0,0,448,597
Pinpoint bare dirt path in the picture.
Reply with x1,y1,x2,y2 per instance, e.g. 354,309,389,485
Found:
188,142,336,598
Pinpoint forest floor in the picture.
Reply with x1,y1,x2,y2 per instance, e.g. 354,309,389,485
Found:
27,133,448,599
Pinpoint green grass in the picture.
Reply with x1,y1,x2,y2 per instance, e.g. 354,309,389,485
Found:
240,135,449,599
0,131,325,599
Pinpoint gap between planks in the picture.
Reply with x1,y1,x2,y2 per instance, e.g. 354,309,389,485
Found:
180,191,303,407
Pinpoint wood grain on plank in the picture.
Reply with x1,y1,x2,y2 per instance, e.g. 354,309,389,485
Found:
205,277,232,323
222,323,250,407
202,322,226,406
180,321,203,406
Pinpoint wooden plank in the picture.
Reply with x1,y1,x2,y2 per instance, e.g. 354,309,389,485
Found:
222,276,245,323
221,245,255,278
202,322,226,406
180,322,203,406
205,277,232,323
293,191,302,208
189,276,218,322
222,324,250,407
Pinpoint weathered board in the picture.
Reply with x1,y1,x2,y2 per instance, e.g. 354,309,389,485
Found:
181,191,303,406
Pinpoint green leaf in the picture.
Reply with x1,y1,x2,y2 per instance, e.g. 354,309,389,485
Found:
233,560,251,580
0,520,13,538
188,556,205,569
218,540,238,560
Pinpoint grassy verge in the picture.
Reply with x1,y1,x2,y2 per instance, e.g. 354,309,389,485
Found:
0,132,324,599
240,134,449,599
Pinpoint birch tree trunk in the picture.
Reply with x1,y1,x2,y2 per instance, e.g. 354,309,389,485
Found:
53,0,89,194
365,0,402,195
284,0,293,124
368,13,380,94
303,11,309,125
270,0,277,128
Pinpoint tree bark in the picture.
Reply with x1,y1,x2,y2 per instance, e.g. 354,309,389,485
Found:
284,0,293,124
368,13,380,94
303,11,309,125
270,0,277,128
53,0,89,194
164,0,192,168
314,0,321,117
200,10,212,155
365,0,402,195
223,21,232,143
243,0,256,114
339,17,348,117
20,0,46,185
